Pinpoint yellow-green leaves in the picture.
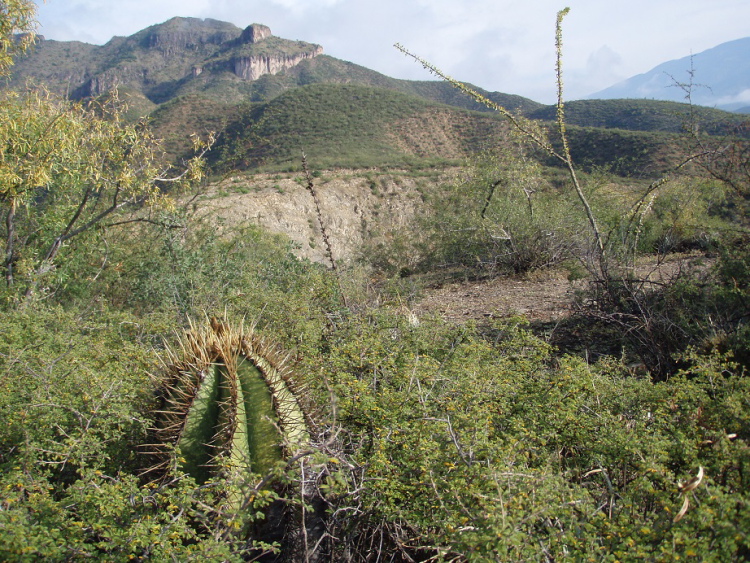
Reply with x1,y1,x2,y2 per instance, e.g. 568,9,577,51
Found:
0,88,206,298
0,0,37,76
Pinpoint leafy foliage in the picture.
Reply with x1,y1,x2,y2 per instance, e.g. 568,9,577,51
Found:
0,88,209,304
0,307,243,561
309,312,750,560
368,146,589,277
0,0,36,75
0,215,339,558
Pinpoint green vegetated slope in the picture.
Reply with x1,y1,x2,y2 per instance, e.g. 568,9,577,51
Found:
7,17,323,104
4,38,99,91
544,126,682,176
279,54,543,114
528,98,750,136
147,94,240,158
154,84,747,174
154,82,702,175
209,83,514,170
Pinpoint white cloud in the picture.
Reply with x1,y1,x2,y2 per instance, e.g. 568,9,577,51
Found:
563,45,626,100
716,88,750,106
268,0,344,10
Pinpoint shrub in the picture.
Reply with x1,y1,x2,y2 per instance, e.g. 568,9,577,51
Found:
366,147,588,278
308,311,750,560
0,306,249,560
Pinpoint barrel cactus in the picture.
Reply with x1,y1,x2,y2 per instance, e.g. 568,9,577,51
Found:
146,316,310,485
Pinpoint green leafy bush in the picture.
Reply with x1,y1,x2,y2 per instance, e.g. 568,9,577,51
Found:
309,311,750,560
0,306,157,475
366,147,589,278
0,306,253,560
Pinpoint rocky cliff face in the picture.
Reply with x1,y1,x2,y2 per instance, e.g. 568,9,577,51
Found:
140,17,240,54
8,18,323,104
232,46,324,81
230,24,323,81
79,72,120,98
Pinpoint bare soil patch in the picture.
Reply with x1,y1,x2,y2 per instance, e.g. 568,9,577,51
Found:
414,269,584,323
414,252,711,324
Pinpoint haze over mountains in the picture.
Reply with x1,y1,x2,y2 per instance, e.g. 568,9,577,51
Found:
588,37,750,113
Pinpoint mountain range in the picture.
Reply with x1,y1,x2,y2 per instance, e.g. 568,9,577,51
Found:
588,37,750,113
7,17,535,113
5,17,747,175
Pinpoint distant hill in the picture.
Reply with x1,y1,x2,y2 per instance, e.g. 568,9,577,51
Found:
527,98,748,136
205,83,516,171
588,37,750,112
8,17,323,104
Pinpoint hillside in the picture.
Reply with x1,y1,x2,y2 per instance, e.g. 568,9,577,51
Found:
142,82,691,178
528,98,749,136
8,17,323,103
207,83,514,171
8,17,540,115
273,54,542,114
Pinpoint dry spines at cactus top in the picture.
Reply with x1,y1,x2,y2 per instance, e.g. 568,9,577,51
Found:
144,316,310,484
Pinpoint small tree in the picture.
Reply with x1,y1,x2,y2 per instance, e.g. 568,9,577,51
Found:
0,1,212,305
0,90,212,304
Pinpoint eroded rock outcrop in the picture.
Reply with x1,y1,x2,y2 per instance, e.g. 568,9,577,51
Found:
240,24,272,44
141,17,238,54
233,46,324,81
231,24,323,81
8,17,324,104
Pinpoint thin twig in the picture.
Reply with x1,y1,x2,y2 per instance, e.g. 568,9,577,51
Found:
302,154,349,309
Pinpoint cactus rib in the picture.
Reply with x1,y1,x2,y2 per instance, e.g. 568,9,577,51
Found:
146,316,310,486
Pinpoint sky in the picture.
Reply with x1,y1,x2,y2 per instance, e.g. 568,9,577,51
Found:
34,0,750,104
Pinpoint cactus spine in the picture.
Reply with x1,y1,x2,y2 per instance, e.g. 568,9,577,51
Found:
147,316,309,484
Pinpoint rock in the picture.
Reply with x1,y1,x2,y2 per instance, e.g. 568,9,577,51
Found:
200,170,448,265
232,47,324,81
7,17,323,104
240,24,272,44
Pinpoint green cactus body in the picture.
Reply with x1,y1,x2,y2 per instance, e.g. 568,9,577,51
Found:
176,364,221,484
149,318,309,485
235,357,283,476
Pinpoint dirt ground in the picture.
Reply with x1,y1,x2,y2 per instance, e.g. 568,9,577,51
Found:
414,268,585,323
413,252,711,324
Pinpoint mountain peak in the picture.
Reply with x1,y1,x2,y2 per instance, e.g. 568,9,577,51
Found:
588,36,750,111
8,17,323,103
240,24,272,44
135,16,242,51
